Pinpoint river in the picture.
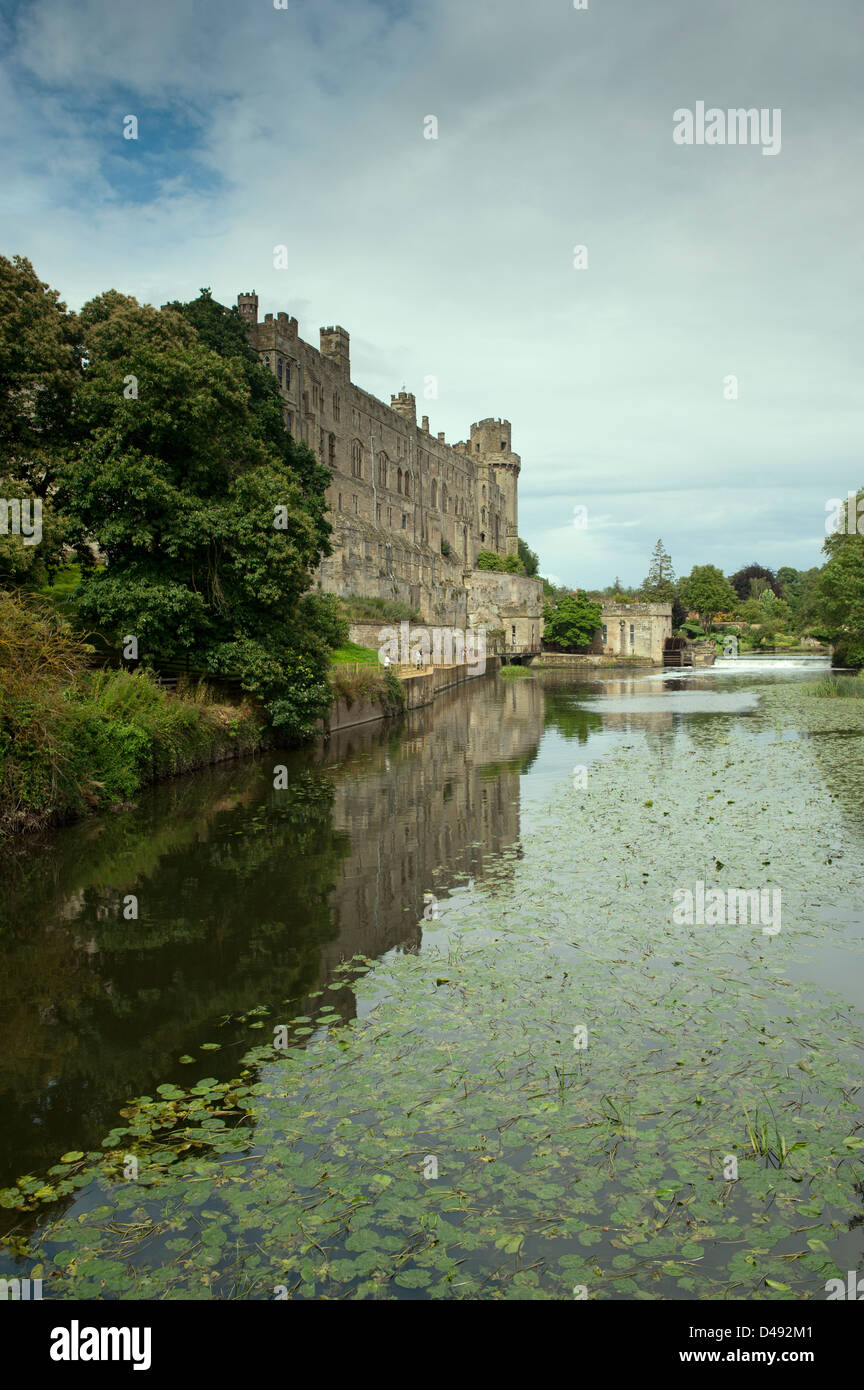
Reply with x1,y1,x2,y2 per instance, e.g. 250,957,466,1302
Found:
1,654,863,1300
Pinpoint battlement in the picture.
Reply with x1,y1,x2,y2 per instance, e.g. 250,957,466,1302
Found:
237,291,258,324
320,325,350,376
390,391,416,424
262,310,298,339
469,418,513,457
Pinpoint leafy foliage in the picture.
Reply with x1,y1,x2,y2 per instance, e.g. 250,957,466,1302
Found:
542,591,603,650
678,565,737,632
57,289,335,733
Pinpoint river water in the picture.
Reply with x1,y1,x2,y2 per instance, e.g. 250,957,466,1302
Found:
2,654,863,1300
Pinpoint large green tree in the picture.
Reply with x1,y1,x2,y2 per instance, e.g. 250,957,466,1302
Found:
59,289,337,732
0,256,81,581
542,591,603,650
678,565,737,632
818,487,864,666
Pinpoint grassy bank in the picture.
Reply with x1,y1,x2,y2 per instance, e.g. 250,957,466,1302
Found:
0,592,270,837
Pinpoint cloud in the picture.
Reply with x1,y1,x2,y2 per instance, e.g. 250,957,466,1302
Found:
2,0,862,585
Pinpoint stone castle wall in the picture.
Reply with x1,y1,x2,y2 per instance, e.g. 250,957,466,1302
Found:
236,292,532,630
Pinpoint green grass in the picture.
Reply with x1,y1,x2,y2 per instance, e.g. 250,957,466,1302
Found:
331,642,380,666
499,664,532,679
808,673,864,698
37,563,82,618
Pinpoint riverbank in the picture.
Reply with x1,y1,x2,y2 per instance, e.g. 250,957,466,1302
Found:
5,671,862,1299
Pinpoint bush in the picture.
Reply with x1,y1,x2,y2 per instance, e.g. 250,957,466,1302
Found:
0,590,267,834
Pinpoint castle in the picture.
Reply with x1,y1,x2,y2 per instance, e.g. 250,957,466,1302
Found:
237,292,543,647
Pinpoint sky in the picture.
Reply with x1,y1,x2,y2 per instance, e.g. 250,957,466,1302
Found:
1,0,862,588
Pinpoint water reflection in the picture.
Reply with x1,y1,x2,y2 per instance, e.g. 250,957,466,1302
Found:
0,677,544,1185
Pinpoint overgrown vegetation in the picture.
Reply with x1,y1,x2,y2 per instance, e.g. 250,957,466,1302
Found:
808,673,864,698
328,663,405,714
0,591,267,835
337,594,420,624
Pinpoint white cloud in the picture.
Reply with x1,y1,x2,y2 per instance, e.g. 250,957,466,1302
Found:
3,0,862,585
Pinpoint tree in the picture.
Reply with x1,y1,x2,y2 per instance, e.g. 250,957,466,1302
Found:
476,550,502,571
817,487,864,667
0,255,82,500
642,538,675,593
476,549,524,574
678,565,737,632
58,289,335,733
730,563,780,601
542,592,603,650
517,537,539,576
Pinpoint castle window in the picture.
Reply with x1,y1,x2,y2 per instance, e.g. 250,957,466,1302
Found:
285,362,291,388
353,494,359,514
602,624,607,643
482,485,486,499
481,507,486,525
338,493,342,510
501,440,506,450
401,514,407,529
476,443,480,452
285,411,292,433
480,532,485,544
376,504,381,523
333,391,339,420
388,507,393,526
431,480,437,509
328,433,336,467
378,453,388,487
397,467,402,494
351,440,364,478
630,624,635,646
277,359,283,385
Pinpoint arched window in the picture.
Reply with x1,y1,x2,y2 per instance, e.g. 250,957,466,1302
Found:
482,484,486,499
431,479,437,509
351,440,364,478
397,466,402,494
328,433,336,467
481,507,486,525
378,453,388,487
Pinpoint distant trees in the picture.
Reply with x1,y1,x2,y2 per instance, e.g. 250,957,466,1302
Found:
678,565,737,632
818,486,864,667
730,563,781,601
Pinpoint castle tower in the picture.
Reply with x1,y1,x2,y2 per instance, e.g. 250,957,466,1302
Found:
390,391,416,425
320,325,350,377
469,418,520,557
237,291,258,326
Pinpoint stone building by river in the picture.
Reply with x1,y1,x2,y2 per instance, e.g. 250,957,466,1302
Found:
237,292,543,645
